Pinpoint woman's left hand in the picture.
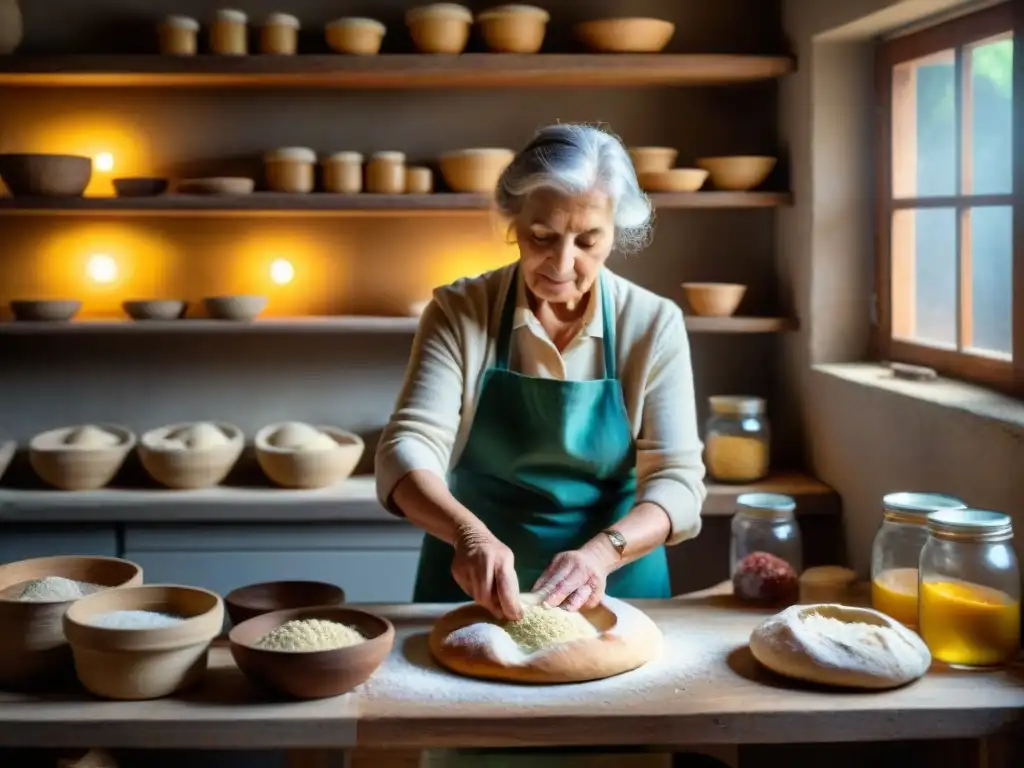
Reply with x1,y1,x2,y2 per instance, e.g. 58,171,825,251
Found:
532,540,618,611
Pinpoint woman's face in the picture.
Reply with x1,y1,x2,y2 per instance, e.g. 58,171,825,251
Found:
514,188,614,306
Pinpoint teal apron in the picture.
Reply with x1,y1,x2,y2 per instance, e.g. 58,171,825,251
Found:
413,266,670,602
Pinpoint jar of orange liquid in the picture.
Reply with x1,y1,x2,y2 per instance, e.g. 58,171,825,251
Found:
919,509,1020,667
870,492,966,627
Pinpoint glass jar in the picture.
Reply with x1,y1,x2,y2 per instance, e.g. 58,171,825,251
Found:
730,492,801,604
870,492,966,627
919,508,1021,667
704,396,770,483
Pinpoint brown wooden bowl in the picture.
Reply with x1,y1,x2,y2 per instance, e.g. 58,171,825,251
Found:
229,606,394,699
0,153,92,197
0,555,143,688
225,580,347,625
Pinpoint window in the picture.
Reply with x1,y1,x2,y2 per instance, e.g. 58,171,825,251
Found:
875,2,1022,396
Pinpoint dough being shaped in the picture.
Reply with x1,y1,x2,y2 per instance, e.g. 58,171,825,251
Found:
294,430,338,452
268,421,323,449
63,425,121,449
165,422,230,450
429,593,662,684
749,603,932,690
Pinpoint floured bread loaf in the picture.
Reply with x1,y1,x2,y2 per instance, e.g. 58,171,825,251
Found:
63,425,122,449
164,422,230,450
268,421,324,449
429,593,662,684
749,603,931,689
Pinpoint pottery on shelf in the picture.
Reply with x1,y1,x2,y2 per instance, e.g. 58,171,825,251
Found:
28,424,137,491
0,154,92,197
122,300,188,321
203,295,268,321
255,421,364,489
138,421,244,490
9,299,82,322
439,148,514,193
225,580,347,625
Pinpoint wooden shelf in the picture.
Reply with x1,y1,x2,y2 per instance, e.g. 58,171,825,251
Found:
0,54,795,89
0,191,792,217
0,316,797,335
0,472,835,523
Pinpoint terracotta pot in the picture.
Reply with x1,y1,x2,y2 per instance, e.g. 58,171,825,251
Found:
0,0,22,54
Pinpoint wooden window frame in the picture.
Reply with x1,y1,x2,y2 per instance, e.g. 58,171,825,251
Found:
874,1,1024,398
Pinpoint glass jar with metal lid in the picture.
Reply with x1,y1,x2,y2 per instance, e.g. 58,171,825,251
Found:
919,509,1020,667
870,492,966,627
730,492,801,604
704,396,770,484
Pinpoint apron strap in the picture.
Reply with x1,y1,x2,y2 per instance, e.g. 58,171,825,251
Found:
493,266,618,381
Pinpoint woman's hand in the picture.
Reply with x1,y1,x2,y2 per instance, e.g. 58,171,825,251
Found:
532,538,619,611
452,523,523,621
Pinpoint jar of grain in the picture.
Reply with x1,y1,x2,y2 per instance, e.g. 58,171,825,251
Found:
322,152,364,194
870,492,966,628
730,492,801,604
265,147,317,193
366,151,406,194
261,13,300,55
704,395,770,483
405,166,434,194
919,508,1020,667
159,15,200,55
211,9,248,55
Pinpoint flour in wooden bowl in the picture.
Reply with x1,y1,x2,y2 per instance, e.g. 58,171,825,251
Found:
256,618,366,652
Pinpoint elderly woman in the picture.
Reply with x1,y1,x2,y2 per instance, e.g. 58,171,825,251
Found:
376,123,706,619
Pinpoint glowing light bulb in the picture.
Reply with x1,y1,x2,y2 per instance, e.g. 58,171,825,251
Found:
94,152,114,173
86,253,118,284
270,258,295,285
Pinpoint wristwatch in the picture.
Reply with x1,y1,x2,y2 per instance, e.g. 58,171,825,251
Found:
602,528,627,558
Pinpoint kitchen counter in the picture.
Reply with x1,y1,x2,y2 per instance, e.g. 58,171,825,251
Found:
0,591,1021,751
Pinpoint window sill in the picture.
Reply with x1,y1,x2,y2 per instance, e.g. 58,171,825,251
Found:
811,363,1024,433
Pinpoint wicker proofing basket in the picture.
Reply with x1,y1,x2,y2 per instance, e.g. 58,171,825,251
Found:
28,424,136,491
138,422,244,489
255,424,364,489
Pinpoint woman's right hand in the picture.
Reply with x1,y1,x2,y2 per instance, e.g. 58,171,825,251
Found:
452,523,523,621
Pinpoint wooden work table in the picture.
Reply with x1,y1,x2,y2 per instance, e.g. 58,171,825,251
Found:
0,592,1022,752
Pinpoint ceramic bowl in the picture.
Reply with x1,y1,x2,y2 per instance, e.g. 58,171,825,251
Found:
29,424,136,491
177,177,255,195
0,154,92,197
325,17,387,55
573,18,675,53
0,555,143,689
627,147,678,174
138,422,244,490
476,5,550,53
406,3,473,54
255,423,364,489
203,294,268,321
63,584,223,700
439,148,515,193
638,168,709,193
229,605,394,699
112,177,169,197
10,299,82,322
681,282,747,317
696,156,777,191
122,300,188,321
225,580,347,625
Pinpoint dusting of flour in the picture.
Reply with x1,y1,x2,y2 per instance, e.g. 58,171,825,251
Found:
361,599,726,707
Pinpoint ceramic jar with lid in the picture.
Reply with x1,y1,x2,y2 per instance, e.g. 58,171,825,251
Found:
322,152,364,194
158,15,199,55
476,4,550,53
919,508,1020,667
265,148,317,193
211,9,248,55
730,492,801,605
870,491,966,627
405,166,434,194
261,13,300,55
366,152,407,194
325,18,387,55
703,395,770,483
406,4,473,54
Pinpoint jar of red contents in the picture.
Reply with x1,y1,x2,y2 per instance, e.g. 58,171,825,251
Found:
730,492,801,604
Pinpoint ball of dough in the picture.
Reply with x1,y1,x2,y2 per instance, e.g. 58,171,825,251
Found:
749,603,931,689
63,425,121,449
294,431,338,452
166,422,230,450
429,594,662,684
268,421,323,449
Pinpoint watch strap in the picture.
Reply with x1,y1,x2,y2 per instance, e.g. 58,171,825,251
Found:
602,528,627,557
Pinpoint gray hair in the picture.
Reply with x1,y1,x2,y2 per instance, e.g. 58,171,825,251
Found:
496,124,654,253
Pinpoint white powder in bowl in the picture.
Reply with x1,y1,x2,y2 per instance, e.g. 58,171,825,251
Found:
12,576,103,602
256,618,365,652
88,610,185,629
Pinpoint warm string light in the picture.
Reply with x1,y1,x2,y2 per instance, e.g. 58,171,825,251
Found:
270,258,295,285
93,152,114,173
86,253,118,284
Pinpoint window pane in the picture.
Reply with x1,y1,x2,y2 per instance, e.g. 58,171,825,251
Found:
967,206,1013,357
967,34,1013,195
891,208,957,347
892,51,956,198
